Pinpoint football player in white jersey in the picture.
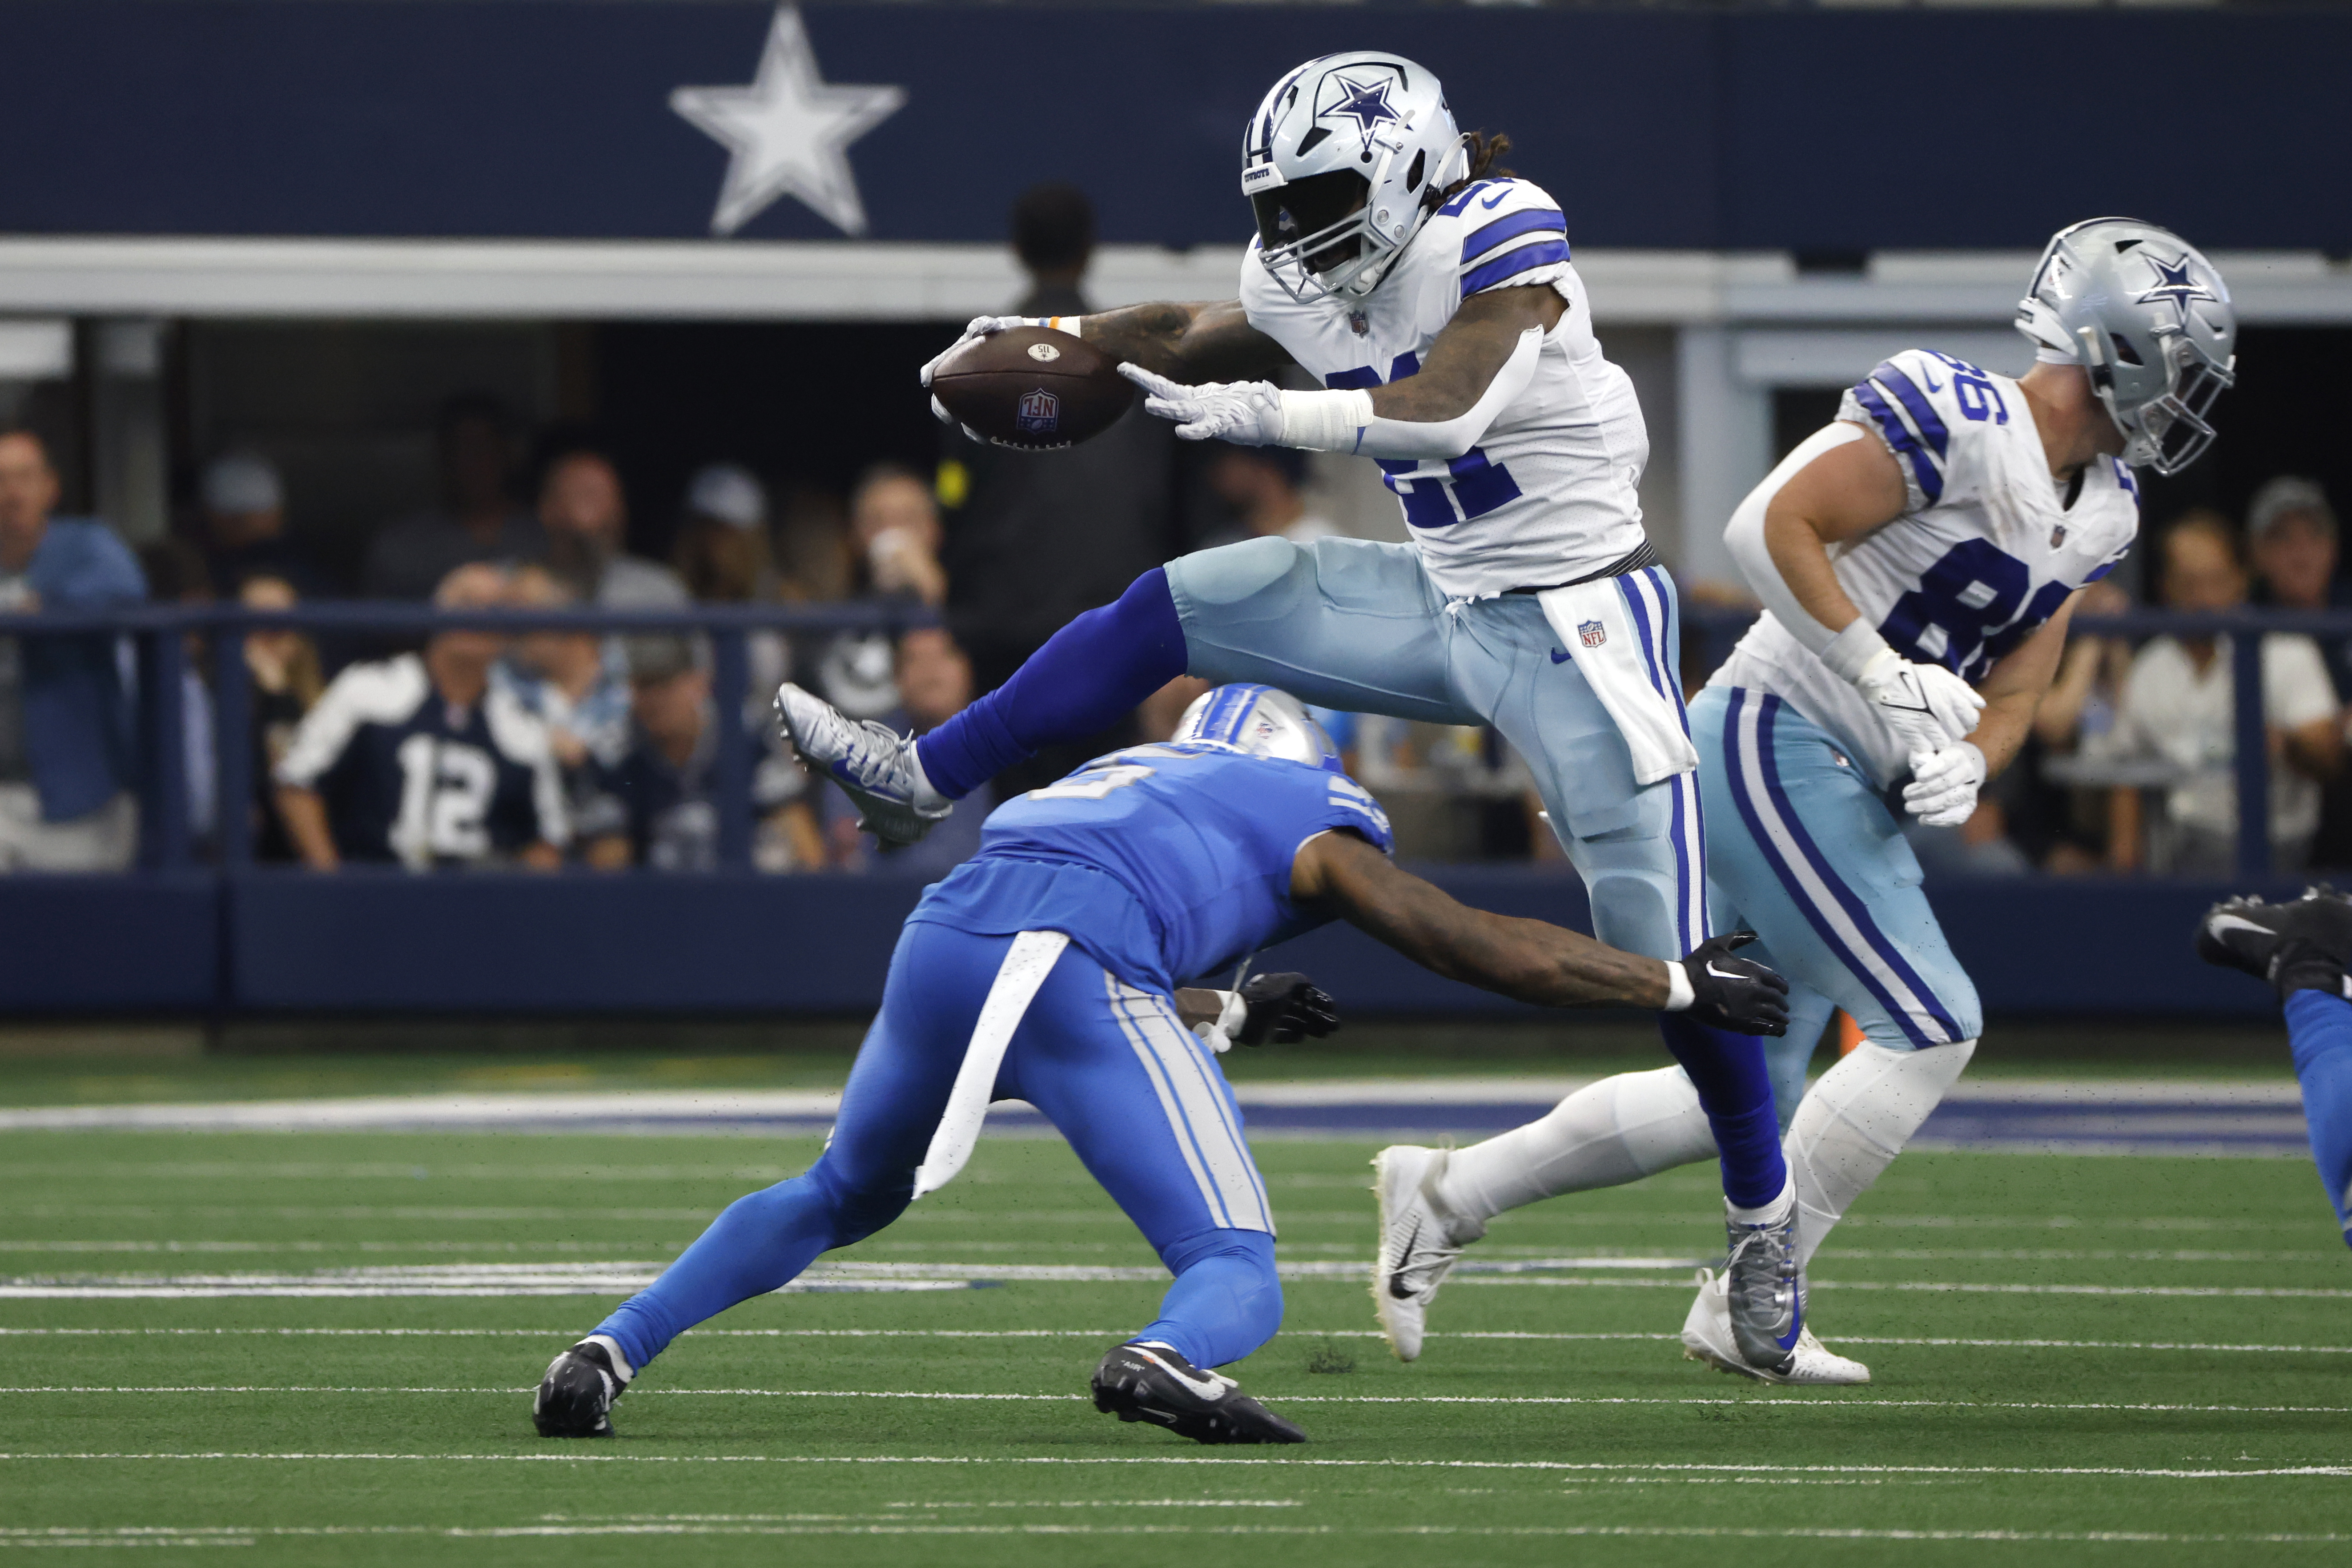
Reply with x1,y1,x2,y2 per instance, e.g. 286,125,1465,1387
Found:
1372,217,2238,1381
776,50,1810,1372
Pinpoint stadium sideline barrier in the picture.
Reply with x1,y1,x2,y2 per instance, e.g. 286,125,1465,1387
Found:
0,601,2325,1018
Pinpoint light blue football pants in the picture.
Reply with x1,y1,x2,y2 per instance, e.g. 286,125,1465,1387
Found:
1166,537,1704,962
1691,686,1984,1112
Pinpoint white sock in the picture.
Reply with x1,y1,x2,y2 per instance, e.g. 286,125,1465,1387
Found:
1435,1065,1717,1232
583,1333,634,1383
1725,1172,1795,1227
1785,1040,1975,1269
907,747,948,810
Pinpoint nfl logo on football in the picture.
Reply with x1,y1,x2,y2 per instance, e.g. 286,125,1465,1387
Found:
1578,619,1607,649
1017,389,1061,435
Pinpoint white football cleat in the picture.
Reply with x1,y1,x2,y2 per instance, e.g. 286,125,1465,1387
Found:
1371,1145,1477,1363
772,682,951,845
1679,1267,1871,1386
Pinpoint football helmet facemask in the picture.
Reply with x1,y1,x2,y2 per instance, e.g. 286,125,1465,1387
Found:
2015,217,2236,476
1173,683,1344,775
1241,51,1470,304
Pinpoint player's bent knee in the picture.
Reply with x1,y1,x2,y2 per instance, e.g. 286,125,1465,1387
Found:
1166,536,1308,614
801,1158,915,1249
1581,872,1681,961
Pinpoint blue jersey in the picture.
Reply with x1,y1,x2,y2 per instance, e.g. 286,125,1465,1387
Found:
908,742,1394,991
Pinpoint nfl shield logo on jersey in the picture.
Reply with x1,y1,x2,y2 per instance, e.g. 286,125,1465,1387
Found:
1016,389,1061,435
2051,523,2069,549
1579,619,1607,649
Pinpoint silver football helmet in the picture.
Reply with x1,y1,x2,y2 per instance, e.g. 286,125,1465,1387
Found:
1173,684,1343,774
1240,51,1470,304
2015,217,2236,475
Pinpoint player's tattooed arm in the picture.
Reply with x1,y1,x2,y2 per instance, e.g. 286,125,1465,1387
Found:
1291,828,1668,1010
1366,286,1564,424
1081,301,1293,383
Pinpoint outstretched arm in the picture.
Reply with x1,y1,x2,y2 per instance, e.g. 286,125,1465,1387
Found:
1080,301,1293,384
1120,286,1563,462
1292,827,1666,1010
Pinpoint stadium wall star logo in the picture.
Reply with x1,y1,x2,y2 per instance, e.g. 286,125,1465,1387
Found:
671,6,906,237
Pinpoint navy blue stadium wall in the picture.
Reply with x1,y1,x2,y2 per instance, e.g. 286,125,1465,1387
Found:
0,2,2343,251
0,870,2281,1018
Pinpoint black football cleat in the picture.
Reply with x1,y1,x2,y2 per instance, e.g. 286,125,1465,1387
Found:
2196,887,2352,1000
532,1339,630,1438
1090,1342,1307,1445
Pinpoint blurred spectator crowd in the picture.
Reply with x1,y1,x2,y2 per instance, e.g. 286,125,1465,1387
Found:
0,185,2347,880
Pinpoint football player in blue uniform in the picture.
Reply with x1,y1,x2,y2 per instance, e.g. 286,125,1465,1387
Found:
1371,219,2239,1382
2198,889,2352,1253
778,50,1806,1369
534,685,1789,1443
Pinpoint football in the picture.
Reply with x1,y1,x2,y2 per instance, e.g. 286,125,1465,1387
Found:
929,325,1135,449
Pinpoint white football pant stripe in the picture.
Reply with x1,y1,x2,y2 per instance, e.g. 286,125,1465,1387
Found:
1106,974,1273,1234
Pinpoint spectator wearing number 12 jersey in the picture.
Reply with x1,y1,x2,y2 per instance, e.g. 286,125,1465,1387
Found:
274,563,567,871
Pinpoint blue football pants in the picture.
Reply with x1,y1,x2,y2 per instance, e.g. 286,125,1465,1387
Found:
594,923,1282,1374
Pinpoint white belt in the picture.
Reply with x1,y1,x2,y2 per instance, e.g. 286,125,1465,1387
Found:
910,929,1070,1199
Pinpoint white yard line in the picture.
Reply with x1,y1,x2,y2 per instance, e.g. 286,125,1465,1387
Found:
2,1453,2346,1481
6,1387,2344,1415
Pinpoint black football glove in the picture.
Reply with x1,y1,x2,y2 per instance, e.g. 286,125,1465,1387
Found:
1677,933,1790,1037
1234,972,1340,1047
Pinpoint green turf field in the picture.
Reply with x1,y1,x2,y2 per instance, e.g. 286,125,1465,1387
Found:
2,1124,2347,1564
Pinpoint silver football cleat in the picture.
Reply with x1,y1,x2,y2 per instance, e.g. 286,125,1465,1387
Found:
1680,1267,1870,1386
772,682,951,845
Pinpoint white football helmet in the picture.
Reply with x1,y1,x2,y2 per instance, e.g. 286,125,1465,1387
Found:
1173,683,1343,774
2015,217,2236,475
1241,51,1470,304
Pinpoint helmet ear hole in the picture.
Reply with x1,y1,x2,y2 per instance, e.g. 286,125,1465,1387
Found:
2110,333,2144,367
1404,149,1426,192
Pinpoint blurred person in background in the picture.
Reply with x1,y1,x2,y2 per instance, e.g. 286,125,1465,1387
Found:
363,394,543,600
539,446,690,611
497,562,632,852
238,574,323,862
274,562,566,871
674,462,792,725
822,626,983,876
2107,512,2340,874
2023,577,2136,872
0,429,144,871
1202,446,1337,548
581,634,818,873
197,452,325,599
138,539,219,847
772,483,853,606
849,462,947,608
2249,477,2346,617
934,182,1174,796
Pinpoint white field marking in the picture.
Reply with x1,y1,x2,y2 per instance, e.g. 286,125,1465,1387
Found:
4,1524,2352,1545
1819,1248,2343,1263
9,1328,2352,1356
6,1454,2350,1482
12,1387,2346,1416
1451,1278,2352,1299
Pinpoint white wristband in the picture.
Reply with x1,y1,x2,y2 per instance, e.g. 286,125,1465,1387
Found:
1275,388,1376,452
1662,961,1694,1013
1823,620,1894,685
1027,315,1084,338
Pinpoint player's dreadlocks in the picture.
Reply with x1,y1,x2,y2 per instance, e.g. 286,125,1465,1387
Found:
1425,132,1514,212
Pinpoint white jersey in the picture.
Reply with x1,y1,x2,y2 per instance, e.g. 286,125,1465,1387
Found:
1239,177,1649,600
1712,349,2139,787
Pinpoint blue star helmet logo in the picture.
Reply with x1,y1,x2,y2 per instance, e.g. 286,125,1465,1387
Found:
1324,74,1399,136
2137,254,2217,327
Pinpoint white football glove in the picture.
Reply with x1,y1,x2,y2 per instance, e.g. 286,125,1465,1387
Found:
917,315,1024,388
1120,364,1284,446
1853,647,1985,766
1903,741,1987,828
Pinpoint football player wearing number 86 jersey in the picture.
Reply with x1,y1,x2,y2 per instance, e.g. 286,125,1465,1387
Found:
1370,217,2237,1383
783,50,1808,1364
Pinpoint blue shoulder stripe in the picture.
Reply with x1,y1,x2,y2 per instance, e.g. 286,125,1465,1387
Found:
1849,382,1945,506
1460,237,1569,297
1461,206,1566,265
1868,360,1949,459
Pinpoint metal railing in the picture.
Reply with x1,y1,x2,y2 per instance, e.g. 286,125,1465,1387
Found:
0,601,935,873
4,599,2343,880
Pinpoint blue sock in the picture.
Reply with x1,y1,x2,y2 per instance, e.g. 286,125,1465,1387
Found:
1130,1227,1282,1371
1657,1013,1789,1209
2284,987,2352,1246
591,1160,905,1373
916,569,1187,800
